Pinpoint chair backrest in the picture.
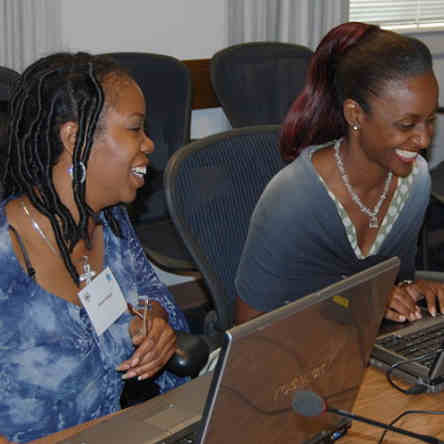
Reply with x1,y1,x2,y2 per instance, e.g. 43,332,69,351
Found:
0,66,19,199
210,42,313,128
164,125,285,331
0,66,20,102
102,52,192,223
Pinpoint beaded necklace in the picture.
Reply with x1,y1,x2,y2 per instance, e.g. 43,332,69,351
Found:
333,139,392,229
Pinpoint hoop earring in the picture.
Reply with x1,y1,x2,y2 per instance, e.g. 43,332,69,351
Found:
68,161,86,184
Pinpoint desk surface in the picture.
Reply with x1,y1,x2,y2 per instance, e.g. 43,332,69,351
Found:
32,367,444,444
340,368,444,443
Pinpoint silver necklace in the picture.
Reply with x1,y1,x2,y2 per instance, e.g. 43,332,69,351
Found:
21,199,96,284
333,139,393,229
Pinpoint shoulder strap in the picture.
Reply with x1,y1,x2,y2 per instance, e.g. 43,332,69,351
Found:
8,224,36,279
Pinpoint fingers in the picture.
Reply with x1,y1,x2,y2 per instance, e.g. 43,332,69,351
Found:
384,307,408,322
121,335,176,380
117,318,177,380
385,285,420,322
385,280,444,322
437,289,444,315
415,280,444,317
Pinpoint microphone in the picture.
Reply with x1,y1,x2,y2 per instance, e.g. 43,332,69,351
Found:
292,390,443,444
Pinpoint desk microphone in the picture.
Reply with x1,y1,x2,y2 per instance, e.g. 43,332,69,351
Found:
292,390,444,444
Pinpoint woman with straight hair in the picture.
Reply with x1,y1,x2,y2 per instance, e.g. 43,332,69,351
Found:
235,22,443,324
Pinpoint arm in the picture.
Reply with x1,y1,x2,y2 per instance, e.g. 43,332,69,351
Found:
119,208,189,333
114,208,188,387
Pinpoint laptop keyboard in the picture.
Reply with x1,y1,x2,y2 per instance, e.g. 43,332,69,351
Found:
376,323,444,369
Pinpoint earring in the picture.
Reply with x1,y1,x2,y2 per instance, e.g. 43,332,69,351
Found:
352,124,360,131
68,161,86,184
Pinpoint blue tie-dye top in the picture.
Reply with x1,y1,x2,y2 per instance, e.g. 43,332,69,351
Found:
0,200,189,443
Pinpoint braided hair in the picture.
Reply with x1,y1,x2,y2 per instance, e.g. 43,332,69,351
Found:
2,52,130,285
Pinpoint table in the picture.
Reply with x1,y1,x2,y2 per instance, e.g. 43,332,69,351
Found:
340,367,444,443
32,367,444,444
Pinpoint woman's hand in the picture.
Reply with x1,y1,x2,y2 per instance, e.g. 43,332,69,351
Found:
117,301,176,380
404,279,444,317
385,280,444,322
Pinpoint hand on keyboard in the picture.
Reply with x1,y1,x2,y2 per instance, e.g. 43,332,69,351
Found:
385,282,422,323
412,279,444,318
385,280,444,323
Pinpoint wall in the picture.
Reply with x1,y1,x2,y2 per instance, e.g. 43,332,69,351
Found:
60,0,225,58
60,0,231,141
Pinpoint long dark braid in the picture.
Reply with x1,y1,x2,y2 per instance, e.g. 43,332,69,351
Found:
2,52,127,285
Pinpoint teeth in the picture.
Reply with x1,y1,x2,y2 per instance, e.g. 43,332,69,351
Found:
132,166,146,178
395,149,417,159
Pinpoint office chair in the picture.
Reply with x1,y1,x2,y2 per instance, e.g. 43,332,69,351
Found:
419,162,444,270
416,108,444,271
210,41,313,128
0,65,20,101
164,125,285,333
0,66,20,199
102,52,194,270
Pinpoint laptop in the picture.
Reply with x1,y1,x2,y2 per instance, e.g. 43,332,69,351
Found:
370,270,444,392
62,256,399,444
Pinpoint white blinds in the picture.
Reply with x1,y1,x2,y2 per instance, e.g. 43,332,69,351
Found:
349,0,444,28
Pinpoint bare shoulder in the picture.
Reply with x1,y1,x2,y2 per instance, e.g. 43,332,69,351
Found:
4,197,22,225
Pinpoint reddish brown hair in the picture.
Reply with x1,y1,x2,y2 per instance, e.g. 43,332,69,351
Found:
280,22,433,162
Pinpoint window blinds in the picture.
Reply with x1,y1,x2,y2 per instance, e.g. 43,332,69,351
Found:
349,0,444,28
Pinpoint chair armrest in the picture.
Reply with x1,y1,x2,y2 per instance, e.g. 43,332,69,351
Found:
166,330,210,378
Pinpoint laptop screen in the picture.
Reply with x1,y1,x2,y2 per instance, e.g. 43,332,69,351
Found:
198,257,399,444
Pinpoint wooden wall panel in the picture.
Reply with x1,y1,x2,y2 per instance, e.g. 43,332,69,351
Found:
183,59,220,110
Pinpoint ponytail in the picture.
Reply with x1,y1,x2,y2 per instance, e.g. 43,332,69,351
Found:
280,22,378,162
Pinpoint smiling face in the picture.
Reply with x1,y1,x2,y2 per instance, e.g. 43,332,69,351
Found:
353,71,439,177
84,75,154,211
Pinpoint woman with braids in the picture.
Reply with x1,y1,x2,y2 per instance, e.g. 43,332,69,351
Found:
0,53,189,443
235,22,444,324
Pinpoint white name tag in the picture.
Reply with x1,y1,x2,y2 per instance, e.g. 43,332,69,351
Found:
78,267,127,336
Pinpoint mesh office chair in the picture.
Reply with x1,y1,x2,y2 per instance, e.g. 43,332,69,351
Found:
0,66,20,199
0,66,20,101
102,52,194,270
419,161,444,270
210,41,313,127
164,125,284,333
416,108,444,271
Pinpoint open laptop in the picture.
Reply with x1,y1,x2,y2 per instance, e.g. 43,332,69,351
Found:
370,270,444,393
62,256,399,444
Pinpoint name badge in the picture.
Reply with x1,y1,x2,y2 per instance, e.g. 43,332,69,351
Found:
78,267,127,336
